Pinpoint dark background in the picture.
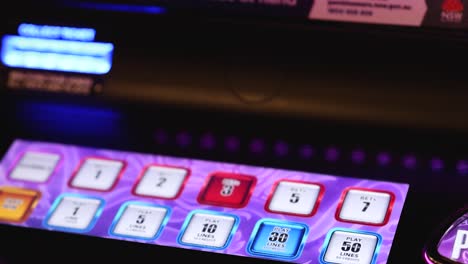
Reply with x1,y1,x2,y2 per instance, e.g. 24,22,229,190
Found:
2,1,468,263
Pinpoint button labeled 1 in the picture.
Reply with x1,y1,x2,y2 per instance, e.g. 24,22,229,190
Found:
110,202,171,240
44,194,104,233
132,165,190,199
9,151,60,183
178,210,239,249
265,180,324,217
69,157,126,191
320,229,381,264
336,188,395,226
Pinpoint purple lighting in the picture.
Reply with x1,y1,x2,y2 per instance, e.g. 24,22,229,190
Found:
154,129,168,144
274,141,289,157
351,149,365,164
299,145,314,159
0,139,410,264
176,132,191,147
423,251,435,264
225,136,240,152
457,160,468,174
430,158,444,171
325,147,339,162
403,155,417,169
377,152,391,166
200,133,216,150
249,139,265,154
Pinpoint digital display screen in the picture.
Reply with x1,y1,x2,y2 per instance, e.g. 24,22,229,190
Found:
1,24,114,75
0,139,409,263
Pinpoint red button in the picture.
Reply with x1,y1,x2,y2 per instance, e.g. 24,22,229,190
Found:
197,172,257,208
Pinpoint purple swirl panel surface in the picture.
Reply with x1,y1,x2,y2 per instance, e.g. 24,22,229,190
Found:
0,139,409,264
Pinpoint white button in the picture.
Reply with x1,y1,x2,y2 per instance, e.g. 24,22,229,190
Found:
323,230,379,264
179,212,237,248
46,195,103,231
70,158,124,191
337,189,393,225
134,166,189,199
10,151,60,183
267,181,322,216
112,203,169,239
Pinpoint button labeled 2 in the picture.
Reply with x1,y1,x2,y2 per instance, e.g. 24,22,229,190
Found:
335,187,395,226
69,157,126,192
132,165,190,199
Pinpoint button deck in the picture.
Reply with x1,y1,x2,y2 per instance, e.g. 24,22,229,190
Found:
0,140,409,263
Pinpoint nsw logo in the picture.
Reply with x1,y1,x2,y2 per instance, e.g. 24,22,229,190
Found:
441,0,464,23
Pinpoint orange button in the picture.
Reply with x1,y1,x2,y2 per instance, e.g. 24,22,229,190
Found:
0,187,41,222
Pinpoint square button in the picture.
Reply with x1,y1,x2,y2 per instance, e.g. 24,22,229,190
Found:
132,165,190,199
197,172,256,208
0,187,41,223
336,187,395,226
110,202,171,240
265,180,324,217
247,219,309,260
69,157,126,192
320,229,381,264
9,151,60,183
177,210,239,249
44,194,104,233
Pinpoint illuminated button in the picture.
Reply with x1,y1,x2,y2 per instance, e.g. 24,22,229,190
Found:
320,229,381,264
265,180,324,217
178,210,239,249
336,188,395,226
44,194,104,232
425,209,468,263
110,202,170,240
0,187,41,223
132,165,190,199
9,151,60,183
69,157,125,192
247,219,308,260
197,172,256,208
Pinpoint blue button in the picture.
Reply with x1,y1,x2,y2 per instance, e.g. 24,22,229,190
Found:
247,219,309,260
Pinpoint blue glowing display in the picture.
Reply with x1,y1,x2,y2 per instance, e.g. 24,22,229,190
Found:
66,1,167,14
14,101,124,140
18,23,96,41
1,35,114,74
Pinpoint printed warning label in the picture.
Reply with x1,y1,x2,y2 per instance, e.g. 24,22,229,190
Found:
309,0,427,26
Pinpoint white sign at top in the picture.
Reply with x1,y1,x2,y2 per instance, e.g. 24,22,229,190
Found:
309,0,427,27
